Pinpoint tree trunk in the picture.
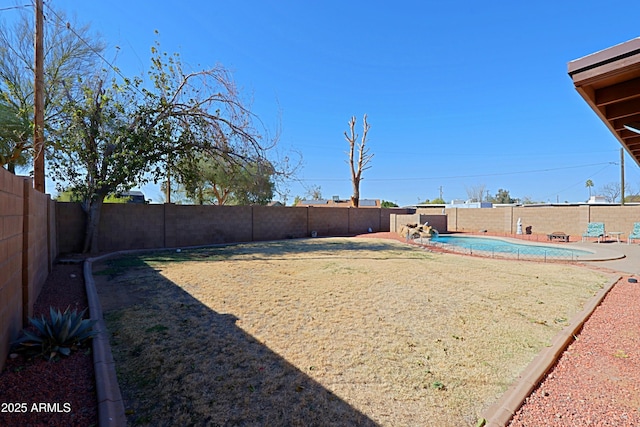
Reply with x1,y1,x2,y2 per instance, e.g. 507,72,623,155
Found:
82,196,104,253
351,181,360,207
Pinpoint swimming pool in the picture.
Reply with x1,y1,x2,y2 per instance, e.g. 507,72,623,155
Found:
427,235,592,261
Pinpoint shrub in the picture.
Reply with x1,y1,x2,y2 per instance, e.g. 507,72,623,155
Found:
13,307,97,361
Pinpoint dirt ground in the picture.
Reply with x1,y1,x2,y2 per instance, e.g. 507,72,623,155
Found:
93,237,609,426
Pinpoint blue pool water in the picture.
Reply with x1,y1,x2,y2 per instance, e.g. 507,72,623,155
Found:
429,235,591,259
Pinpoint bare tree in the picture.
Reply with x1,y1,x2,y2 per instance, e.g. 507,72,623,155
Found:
465,184,486,202
599,182,621,203
344,114,373,207
304,184,323,200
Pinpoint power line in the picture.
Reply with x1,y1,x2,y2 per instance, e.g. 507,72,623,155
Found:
540,163,614,201
0,5,30,12
297,162,616,182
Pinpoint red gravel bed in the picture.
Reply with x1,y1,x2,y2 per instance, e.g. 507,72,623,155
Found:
509,277,640,426
0,263,97,427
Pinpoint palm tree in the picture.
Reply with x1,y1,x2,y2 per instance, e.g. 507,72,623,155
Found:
585,179,594,199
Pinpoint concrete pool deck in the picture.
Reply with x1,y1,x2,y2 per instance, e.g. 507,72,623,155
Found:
572,240,640,274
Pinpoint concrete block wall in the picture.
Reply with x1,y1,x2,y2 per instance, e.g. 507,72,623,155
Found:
0,168,56,372
448,207,512,233
100,203,164,251
56,202,85,253
57,205,414,253
167,205,253,248
381,208,413,231
511,206,583,236
348,208,382,234
390,213,448,234
23,179,54,321
308,207,350,236
253,206,308,241
446,205,640,239
0,169,24,371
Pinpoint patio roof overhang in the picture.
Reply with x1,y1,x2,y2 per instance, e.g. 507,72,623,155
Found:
568,37,640,167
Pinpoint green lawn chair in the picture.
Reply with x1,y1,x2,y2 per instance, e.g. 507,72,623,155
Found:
582,222,606,243
628,222,640,244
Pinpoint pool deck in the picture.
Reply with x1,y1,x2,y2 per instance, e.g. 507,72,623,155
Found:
498,233,640,272
572,240,640,274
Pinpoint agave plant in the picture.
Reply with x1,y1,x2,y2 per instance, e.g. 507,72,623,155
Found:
13,307,98,361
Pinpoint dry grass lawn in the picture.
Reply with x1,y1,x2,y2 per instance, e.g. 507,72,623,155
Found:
93,237,609,426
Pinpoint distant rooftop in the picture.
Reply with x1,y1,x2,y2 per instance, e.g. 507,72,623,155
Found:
297,198,380,207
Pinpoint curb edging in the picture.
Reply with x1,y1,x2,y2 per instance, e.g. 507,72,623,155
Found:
84,256,127,427
479,274,621,426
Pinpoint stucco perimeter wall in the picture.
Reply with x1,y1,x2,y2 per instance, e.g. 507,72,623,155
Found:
57,204,413,253
446,205,640,237
0,168,56,372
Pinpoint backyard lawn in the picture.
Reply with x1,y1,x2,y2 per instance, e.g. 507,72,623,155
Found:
93,237,609,426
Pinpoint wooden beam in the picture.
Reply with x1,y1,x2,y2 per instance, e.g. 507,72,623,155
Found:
612,114,640,131
595,77,640,106
621,136,640,146
605,98,640,120
625,140,640,149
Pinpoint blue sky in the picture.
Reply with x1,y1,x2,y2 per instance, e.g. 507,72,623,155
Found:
6,1,640,205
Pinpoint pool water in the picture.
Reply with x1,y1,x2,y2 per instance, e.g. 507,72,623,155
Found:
429,235,591,259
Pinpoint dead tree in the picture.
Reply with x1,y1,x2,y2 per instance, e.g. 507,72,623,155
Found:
344,114,373,207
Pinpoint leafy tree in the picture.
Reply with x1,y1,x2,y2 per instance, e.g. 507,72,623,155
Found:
0,6,104,172
488,188,518,204
420,198,446,204
54,189,82,202
56,189,131,203
49,77,156,252
49,41,275,253
381,200,398,208
345,114,373,207
178,154,275,205
0,101,30,172
230,159,275,205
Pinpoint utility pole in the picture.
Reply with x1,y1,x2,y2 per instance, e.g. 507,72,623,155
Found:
620,148,625,205
33,0,45,192
439,185,443,201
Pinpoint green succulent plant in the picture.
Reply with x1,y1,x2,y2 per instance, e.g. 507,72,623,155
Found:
13,307,97,361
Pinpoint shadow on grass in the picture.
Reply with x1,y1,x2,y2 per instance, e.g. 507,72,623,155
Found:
96,254,379,426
